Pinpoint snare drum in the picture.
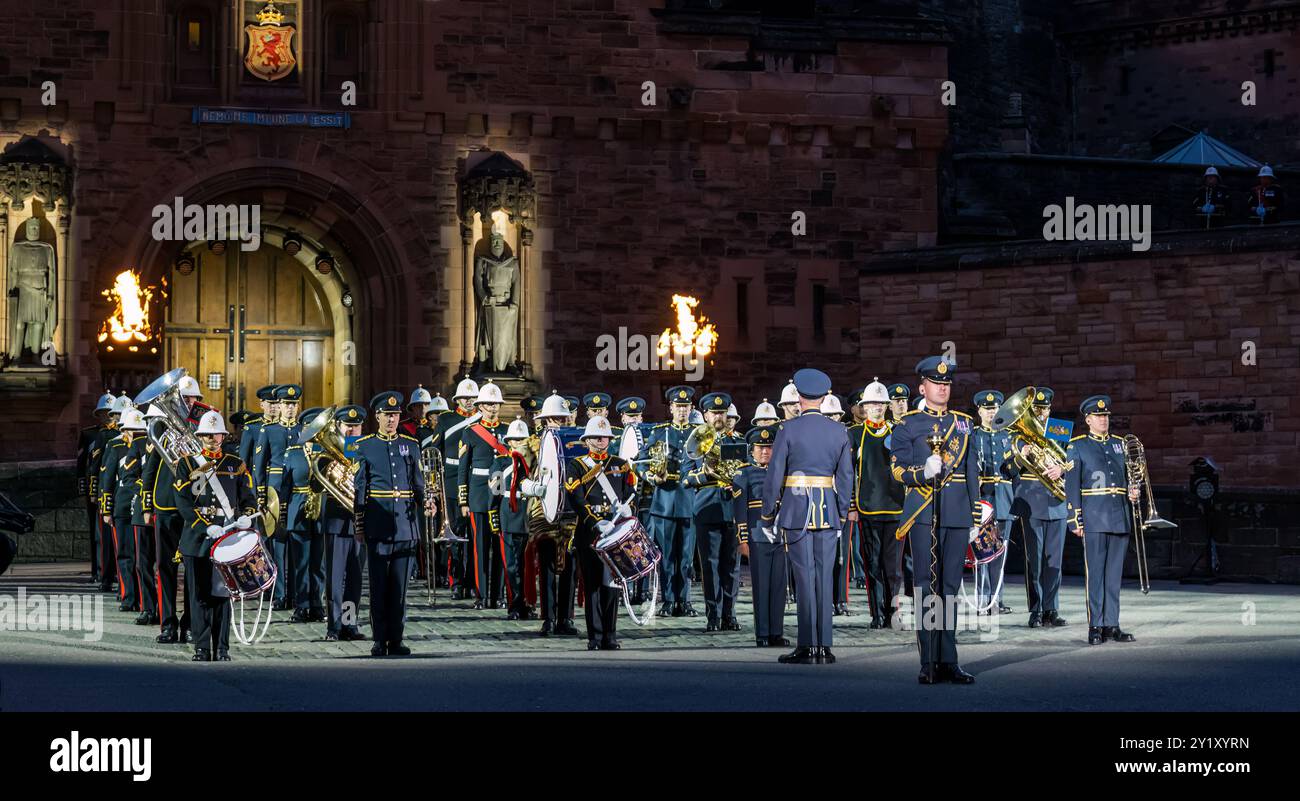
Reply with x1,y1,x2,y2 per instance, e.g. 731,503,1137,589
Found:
594,516,661,587
966,519,1006,568
210,528,277,600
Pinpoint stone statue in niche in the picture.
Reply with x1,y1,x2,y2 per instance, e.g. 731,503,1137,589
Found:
473,228,519,373
7,217,57,363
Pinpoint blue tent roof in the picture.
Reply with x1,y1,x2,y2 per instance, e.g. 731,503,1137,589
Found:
1153,131,1262,168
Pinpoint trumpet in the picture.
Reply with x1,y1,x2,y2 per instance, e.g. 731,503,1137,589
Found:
992,387,1074,501
1123,434,1177,594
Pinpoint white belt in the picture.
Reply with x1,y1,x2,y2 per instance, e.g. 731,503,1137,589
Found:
445,458,460,466
472,468,490,476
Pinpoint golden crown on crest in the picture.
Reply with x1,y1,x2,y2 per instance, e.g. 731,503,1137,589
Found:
256,1,285,25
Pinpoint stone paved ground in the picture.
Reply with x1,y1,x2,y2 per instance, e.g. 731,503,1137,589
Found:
2,561,1299,711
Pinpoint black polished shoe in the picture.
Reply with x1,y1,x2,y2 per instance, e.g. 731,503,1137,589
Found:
342,628,365,641
472,600,484,611
133,612,151,625
557,620,579,636
309,607,327,622
722,617,741,631
507,610,521,621
854,579,866,590
324,632,339,641
1045,610,1068,627
1107,626,1135,643
682,603,699,618
451,586,467,600
820,648,836,665
671,601,684,617
917,663,939,684
487,600,500,610
600,640,621,650
370,643,388,657
768,635,790,647
118,601,133,612
756,638,769,647
520,607,537,620
156,627,178,644
388,642,411,656
938,663,975,684
869,617,885,630
1087,626,1106,645
658,603,674,617
997,604,1014,614
192,649,211,662
538,620,552,637
291,608,311,623
587,640,600,651
179,628,190,644
1028,612,1042,628
705,618,719,632
778,647,817,664
216,651,231,662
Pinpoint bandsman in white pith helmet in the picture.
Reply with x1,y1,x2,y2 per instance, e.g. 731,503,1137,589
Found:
80,392,120,587
458,380,509,611
174,409,259,663
845,377,904,627
778,380,800,421
494,417,537,621
431,376,481,597
98,406,149,616
751,400,779,428
528,390,578,636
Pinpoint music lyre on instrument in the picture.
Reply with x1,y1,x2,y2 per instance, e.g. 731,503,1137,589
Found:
1123,434,1176,595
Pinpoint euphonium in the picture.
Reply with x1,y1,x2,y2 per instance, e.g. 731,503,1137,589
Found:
685,423,746,484
991,387,1073,501
644,440,670,483
298,406,359,514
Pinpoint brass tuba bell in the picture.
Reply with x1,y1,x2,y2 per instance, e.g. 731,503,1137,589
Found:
991,387,1074,501
297,406,359,514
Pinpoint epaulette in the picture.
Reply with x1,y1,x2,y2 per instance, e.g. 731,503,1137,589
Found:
1069,434,1087,442
356,434,375,442
952,410,972,419
652,422,669,429
399,434,419,443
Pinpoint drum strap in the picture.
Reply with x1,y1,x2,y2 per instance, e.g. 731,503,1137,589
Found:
194,468,236,522
593,469,627,518
470,423,510,457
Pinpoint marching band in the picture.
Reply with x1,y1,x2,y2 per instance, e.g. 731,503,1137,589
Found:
76,356,1166,682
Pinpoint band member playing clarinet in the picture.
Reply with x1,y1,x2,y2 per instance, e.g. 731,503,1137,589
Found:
1065,395,1140,646
353,391,435,657
564,415,636,651
890,357,980,685
760,368,854,665
174,411,259,662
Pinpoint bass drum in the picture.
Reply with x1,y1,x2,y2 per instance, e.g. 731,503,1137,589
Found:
617,423,644,463
538,428,567,523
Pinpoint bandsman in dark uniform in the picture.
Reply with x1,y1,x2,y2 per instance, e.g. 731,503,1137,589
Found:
777,380,800,422
254,384,302,610
79,392,116,585
521,395,544,433
353,391,433,656
401,385,434,439
760,368,854,665
725,403,741,437
972,390,1015,615
91,394,131,593
847,379,906,629
1012,386,1069,628
1192,166,1231,228
239,385,277,467
495,417,536,620
323,404,368,641
140,403,189,641
174,410,258,662
751,400,779,428
890,357,980,684
685,391,743,632
99,405,148,612
432,376,479,597
564,415,637,651
529,392,579,636
644,385,698,617
458,380,510,610
285,407,327,623
615,396,652,605
733,426,787,647
1065,395,1140,646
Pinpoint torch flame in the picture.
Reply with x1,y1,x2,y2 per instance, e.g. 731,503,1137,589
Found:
655,294,718,363
98,270,156,345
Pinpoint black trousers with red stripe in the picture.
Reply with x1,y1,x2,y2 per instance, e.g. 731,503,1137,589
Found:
155,511,186,630
99,515,118,592
133,522,158,619
468,511,507,604
112,515,135,607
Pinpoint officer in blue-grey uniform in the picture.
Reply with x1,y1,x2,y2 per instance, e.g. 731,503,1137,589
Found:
240,385,277,467
1065,395,1139,646
972,390,1015,615
1011,386,1069,628
890,356,980,684
644,385,698,617
323,404,368,641
685,391,743,632
353,391,432,656
733,426,787,647
285,407,327,623
254,383,302,610
760,368,854,665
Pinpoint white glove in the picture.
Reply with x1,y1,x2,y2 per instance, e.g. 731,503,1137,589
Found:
205,524,223,541
923,454,943,480
761,526,777,544
519,478,545,498
968,525,981,544
235,515,253,530
596,519,615,537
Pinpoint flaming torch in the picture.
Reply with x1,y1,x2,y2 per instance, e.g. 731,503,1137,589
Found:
656,294,718,367
98,270,160,354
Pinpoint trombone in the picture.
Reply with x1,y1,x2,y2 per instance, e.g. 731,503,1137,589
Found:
1123,434,1177,594
420,440,457,604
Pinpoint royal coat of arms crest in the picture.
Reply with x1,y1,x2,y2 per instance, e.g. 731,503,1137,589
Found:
244,1,297,82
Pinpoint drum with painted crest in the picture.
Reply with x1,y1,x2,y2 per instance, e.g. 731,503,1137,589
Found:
594,515,661,587
210,528,277,600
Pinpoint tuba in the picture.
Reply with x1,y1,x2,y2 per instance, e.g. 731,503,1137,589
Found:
135,368,210,479
685,423,746,484
296,406,359,514
991,387,1074,501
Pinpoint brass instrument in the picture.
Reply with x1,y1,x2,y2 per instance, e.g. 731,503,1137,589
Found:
684,423,746,484
644,440,670,484
1123,434,1176,595
263,487,281,537
134,367,209,478
991,387,1074,501
297,406,359,515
